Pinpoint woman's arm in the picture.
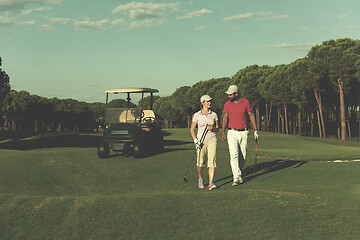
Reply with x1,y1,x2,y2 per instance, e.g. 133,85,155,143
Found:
190,121,197,140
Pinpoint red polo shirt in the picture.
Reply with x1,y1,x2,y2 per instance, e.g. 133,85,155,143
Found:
223,98,252,129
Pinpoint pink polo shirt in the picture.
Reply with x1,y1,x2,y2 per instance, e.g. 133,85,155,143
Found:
223,98,252,129
192,109,218,141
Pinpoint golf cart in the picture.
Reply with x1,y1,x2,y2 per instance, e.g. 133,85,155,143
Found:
98,88,164,158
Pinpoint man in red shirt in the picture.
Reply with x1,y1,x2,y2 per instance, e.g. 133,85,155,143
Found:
222,85,258,186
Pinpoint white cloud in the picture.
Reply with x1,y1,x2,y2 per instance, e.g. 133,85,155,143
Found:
47,0,62,4
338,14,348,19
112,2,179,20
268,43,292,48
259,12,290,20
74,19,110,30
0,0,62,12
49,17,71,24
267,43,315,51
16,20,35,26
111,18,164,31
0,15,16,26
127,18,164,30
38,24,55,30
194,25,205,31
111,18,127,27
177,9,212,20
20,6,50,15
223,13,253,21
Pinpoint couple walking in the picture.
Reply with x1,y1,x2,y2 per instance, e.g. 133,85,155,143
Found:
190,85,259,190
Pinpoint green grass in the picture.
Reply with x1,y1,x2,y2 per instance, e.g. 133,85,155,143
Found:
0,130,359,239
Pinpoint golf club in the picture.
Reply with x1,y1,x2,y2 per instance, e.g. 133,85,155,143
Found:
183,125,209,183
183,150,197,183
255,138,258,166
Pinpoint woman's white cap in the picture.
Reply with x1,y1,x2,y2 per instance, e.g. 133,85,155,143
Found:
200,95,212,103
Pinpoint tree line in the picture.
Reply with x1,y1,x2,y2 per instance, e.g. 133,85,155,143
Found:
0,90,137,133
151,38,360,140
1,38,360,140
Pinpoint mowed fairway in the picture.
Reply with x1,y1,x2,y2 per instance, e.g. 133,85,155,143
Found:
0,130,359,239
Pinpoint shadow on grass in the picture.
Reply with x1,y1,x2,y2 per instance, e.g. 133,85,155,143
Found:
215,159,308,188
164,139,191,146
0,133,189,157
162,131,173,137
0,133,101,150
163,139,192,153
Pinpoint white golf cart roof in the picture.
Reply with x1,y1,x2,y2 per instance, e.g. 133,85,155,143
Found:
105,88,159,94
105,87,159,109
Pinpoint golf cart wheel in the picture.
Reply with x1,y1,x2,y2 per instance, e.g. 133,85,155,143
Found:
98,142,110,158
133,142,144,158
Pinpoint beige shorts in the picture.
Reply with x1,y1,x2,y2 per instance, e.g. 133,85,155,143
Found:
196,139,217,168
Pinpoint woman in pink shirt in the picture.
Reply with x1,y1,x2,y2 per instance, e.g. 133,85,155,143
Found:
190,95,219,190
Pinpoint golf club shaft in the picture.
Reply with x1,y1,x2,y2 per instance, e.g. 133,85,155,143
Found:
199,124,209,142
184,149,198,181
255,138,258,165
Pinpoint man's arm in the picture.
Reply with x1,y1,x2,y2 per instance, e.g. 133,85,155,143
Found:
248,111,257,130
221,112,228,143
248,111,259,139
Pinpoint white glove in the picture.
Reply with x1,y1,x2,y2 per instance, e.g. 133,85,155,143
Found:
254,130,259,139
193,138,200,149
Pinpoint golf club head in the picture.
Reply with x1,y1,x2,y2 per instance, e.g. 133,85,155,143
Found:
183,177,188,183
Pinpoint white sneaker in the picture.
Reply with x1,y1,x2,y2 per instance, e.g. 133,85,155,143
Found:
208,183,217,191
232,177,243,186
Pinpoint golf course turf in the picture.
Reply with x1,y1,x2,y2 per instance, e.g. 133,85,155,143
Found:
0,129,359,239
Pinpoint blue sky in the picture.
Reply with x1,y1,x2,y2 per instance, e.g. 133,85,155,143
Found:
1,0,359,103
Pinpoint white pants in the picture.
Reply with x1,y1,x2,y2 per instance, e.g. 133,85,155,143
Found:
227,129,248,180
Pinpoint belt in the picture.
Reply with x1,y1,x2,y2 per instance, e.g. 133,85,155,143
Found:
229,128,247,131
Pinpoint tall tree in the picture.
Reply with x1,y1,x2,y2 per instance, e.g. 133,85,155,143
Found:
137,95,160,111
308,38,360,140
0,57,11,115
153,96,179,128
109,99,135,108
287,58,313,135
306,53,331,138
260,65,291,134
170,86,193,128
257,66,275,131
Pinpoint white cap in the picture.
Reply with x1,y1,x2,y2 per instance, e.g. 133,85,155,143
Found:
200,95,212,103
225,85,238,94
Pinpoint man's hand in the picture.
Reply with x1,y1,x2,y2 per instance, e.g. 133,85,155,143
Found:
254,130,259,139
222,112,228,143
221,132,226,143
